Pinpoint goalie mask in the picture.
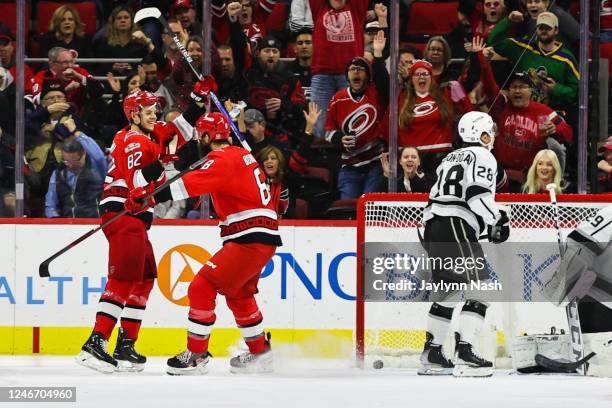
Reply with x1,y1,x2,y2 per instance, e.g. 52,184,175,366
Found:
458,111,497,150
196,112,231,142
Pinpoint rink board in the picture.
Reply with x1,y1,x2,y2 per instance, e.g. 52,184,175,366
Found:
0,219,571,357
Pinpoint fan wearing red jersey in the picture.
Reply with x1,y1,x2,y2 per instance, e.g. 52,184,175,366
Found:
76,79,213,374
127,112,282,375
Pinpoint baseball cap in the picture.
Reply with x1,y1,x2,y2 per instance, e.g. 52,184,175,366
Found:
244,109,265,125
536,12,558,29
507,72,533,88
365,21,381,32
40,79,66,100
0,33,13,46
173,0,194,10
599,137,612,153
259,35,281,51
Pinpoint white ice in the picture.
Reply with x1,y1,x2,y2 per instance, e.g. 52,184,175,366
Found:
1,356,611,408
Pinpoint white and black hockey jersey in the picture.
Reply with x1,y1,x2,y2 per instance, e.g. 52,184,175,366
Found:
424,146,501,236
568,204,612,280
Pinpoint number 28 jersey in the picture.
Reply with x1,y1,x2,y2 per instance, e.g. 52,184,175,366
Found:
424,146,501,236
166,145,282,246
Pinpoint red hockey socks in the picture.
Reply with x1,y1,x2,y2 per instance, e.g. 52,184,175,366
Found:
186,274,217,354
120,279,154,340
94,278,133,340
226,297,267,354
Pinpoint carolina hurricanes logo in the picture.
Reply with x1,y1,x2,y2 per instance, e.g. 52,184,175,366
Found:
342,104,377,137
323,11,348,34
413,101,438,117
248,87,281,110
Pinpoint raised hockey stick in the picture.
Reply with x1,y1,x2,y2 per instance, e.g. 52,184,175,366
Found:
535,352,596,374
546,183,587,375
38,155,209,278
134,7,251,152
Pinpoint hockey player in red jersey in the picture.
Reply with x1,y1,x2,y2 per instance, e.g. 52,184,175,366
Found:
76,79,212,374
126,112,282,375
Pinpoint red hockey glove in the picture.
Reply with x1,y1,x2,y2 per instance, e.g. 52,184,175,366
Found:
160,154,179,165
190,75,218,105
125,183,156,214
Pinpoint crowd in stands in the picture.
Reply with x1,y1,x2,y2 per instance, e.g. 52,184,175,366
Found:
0,0,610,219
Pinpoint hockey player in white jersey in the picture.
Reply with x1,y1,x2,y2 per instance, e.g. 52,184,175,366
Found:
419,111,510,377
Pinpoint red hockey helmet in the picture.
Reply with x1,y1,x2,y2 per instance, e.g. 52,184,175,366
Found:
196,112,231,142
123,90,159,121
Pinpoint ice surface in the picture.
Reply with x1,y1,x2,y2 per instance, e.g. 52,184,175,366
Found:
1,356,611,408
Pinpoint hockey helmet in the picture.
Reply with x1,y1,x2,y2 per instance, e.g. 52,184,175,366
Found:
196,112,231,142
123,90,159,121
458,111,497,149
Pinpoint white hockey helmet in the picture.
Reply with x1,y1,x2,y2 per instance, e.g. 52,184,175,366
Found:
458,111,497,149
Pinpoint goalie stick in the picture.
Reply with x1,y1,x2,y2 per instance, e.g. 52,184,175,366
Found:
38,155,209,278
546,183,588,375
134,7,251,152
535,352,596,374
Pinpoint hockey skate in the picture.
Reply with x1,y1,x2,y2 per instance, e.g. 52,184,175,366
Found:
113,328,146,372
76,331,118,374
453,333,493,377
166,350,211,376
418,332,454,375
230,346,273,374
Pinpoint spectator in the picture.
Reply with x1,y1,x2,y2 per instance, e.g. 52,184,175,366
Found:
458,0,507,39
602,0,612,43
395,60,470,174
245,35,306,138
44,120,107,218
289,0,314,33
379,146,435,193
93,6,165,76
488,11,579,111
167,36,205,110
31,47,104,115
424,36,457,83
522,149,564,193
213,0,272,49
103,70,145,138
243,108,289,157
0,33,34,94
172,0,204,38
309,0,370,138
518,0,580,52
39,5,93,61
482,69,572,180
141,56,175,117
398,45,423,85
288,29,313,101
597,137,612,192
258,145,289,217
325,31,388,199
363,3,389,61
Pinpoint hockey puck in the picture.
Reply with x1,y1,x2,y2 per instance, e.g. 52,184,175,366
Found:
373,360,384,369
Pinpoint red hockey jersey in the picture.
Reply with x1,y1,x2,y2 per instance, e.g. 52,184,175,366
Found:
169,146,282,246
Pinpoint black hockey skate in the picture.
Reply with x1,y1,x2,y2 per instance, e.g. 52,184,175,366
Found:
113,328,146,372
76,331,118,374
453,333,493,377
166,350,211,376
418,332,454,375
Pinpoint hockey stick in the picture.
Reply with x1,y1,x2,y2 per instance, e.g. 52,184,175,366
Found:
546,183,587,375
38,155,209,278
134,7,251,152
535,352,596,374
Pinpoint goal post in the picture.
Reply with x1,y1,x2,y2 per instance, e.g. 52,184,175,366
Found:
355,192,612,368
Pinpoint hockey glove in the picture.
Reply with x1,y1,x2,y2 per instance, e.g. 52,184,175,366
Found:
190,75,218,106
125,183,156,214
487,209,510,243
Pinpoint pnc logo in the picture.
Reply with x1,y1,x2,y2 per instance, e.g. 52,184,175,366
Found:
157,244,212,306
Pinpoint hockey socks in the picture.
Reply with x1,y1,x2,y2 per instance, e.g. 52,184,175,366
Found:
120,279,154,340
227,297,267,355
93,279,133,339
426,302,454,346
186,274,217,354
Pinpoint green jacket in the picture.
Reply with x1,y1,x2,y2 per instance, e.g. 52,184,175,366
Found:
487,17,579,107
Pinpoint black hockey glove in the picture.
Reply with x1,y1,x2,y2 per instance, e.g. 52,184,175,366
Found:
487,209,509,243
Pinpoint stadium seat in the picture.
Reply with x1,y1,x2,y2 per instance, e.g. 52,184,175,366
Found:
324,199,357,220
36,1,97,37
294,198,309,219
403,1,459,43
304,166,331,184
0,3,30,39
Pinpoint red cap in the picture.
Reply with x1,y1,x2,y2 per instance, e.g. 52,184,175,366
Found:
173,0,194,10
408,59,433,78
599,137,612,153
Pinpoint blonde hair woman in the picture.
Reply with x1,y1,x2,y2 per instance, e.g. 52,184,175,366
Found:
522,149,563,194
40,5,92,59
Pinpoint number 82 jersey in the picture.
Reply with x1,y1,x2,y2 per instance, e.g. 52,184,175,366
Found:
424,146,501,236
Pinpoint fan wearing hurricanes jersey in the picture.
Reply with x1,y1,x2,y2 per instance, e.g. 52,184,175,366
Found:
127,112,282,375
419,111,510,377
75,78,212,374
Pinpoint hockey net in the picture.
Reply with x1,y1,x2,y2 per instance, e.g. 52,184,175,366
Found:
355,193,612,368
